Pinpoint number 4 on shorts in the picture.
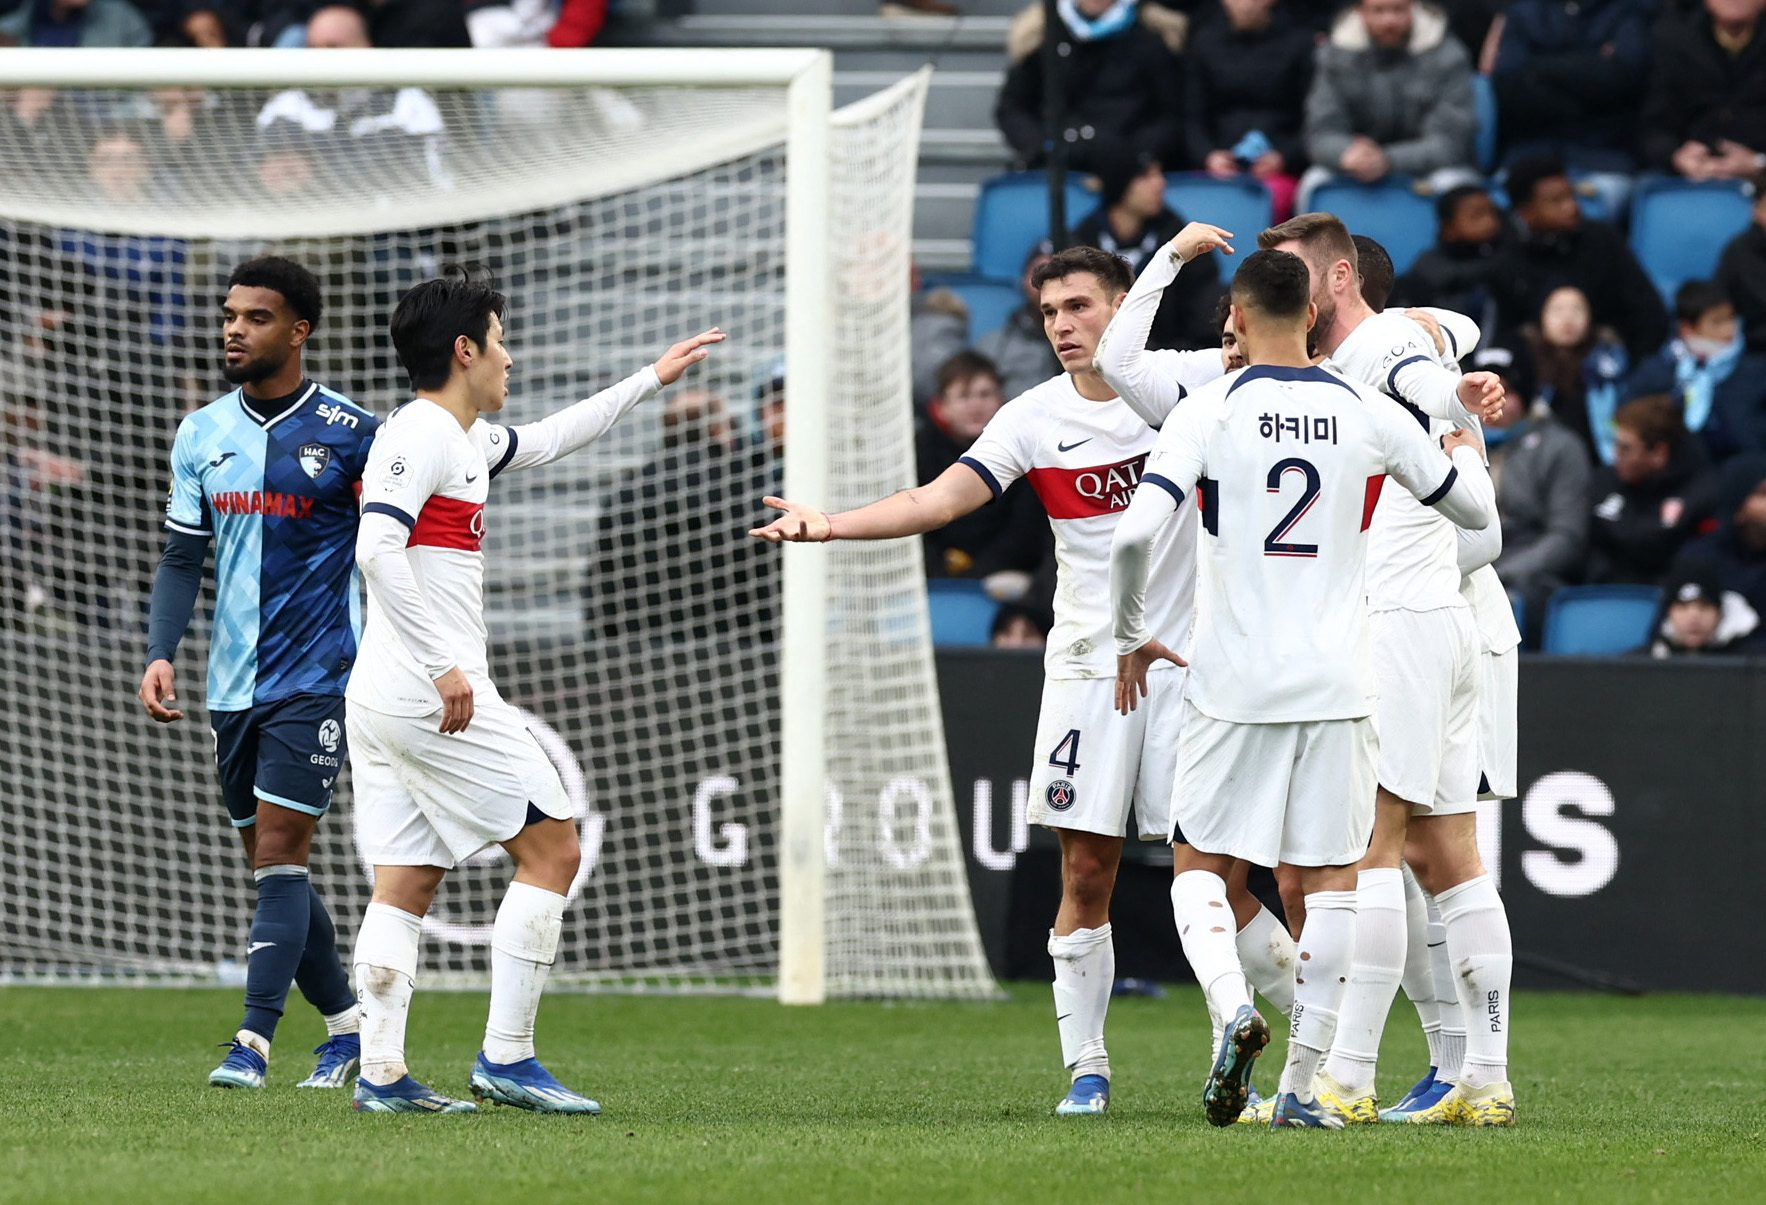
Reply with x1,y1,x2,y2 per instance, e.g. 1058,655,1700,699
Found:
1048,729,1081,775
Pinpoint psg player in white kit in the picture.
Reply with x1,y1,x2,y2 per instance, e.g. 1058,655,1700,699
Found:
1108,249,1496,1127
752,234,1242,1116
346,272,722,1113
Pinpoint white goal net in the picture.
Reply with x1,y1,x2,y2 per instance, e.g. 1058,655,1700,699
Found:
0,49,997,1000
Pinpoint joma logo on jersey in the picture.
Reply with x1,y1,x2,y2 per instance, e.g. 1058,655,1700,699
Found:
316,402,358,429
211,490,315,518
1026,454,1149,520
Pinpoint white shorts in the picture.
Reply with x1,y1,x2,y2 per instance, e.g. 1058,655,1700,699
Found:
1169,704,1377,868
1025,669,1186,841
1371,607,1480,816
1477,645,1518,800
348,697,572,869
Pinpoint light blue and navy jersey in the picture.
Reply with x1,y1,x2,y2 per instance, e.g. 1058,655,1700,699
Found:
165,381,379,712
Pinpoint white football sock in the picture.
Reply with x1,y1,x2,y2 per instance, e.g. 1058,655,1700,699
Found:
1429,895,1464,1084
235,1029,270,1059
484,881,567,1066
1278,891,1355,1102
1236,904,1296,1019
353,902,423,1086
1323,867,1406,1095
1437,874,1512,1088
322,1005,360,1037
1398,865,1443,1070
1172,872,1251,1028
1048,924,1113,1080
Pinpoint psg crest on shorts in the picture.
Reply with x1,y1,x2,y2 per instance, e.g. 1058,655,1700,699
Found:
298,442,332,480
1046,778,1076,811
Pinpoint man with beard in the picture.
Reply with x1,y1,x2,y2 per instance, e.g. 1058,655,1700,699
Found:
137,256,378,1093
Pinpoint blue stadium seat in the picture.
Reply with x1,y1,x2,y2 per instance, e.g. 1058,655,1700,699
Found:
922,275,1024,341
926,579,1000,648
1472,74,1498,174
1628,178,1753,303
972,171,1098,280
1162,174,1274,279
1306,178,1437,274
1541,585,1663,655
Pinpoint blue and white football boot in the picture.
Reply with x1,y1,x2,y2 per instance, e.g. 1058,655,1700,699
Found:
208,1039,267,1089
296,1033,361,1089
352,1074,478,1113
469,1054,602,1114
1055,1073,1111,1115
1203,1005,1270,1127
1379,1067,1451,1121
1269,1091,1347,1129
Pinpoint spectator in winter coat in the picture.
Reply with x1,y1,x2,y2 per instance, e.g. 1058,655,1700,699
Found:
975,243,1062,402
1639,0,1766,179
995,0,1187,173
1492,0,1655,175
1185,0,1315,218
1624,279,1766,461
1587,394,1719,584
1715,169,1766,355
1524,285,1631,462
1390,183,1506,331
1299,0,1479,207
1670,452,1766,644
1638,565,1759,656
1492,155,1668,364
1068,149,1221,351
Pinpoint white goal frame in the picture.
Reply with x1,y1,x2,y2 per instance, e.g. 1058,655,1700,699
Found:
1,46,836,1003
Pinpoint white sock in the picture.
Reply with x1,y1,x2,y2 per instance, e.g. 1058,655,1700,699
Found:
1236,904,1296,1019
323,1006,360,1037
1323,867,1406,1095
484,881,567,1066
235,1028,270,1059
1172,872,1251,1026
1398,865,1443,1070
353,902,423,1086
1438,874,1512,1088
1278,891,1355,1102
1429,895,1463,1083
1048,924,1113,1080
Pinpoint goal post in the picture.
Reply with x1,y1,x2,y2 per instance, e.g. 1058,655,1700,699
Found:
0,48,998,1001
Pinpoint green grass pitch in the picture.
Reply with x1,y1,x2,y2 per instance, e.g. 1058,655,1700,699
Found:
2,985,1762,1204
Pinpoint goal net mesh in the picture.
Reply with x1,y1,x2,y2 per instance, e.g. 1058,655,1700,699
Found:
0,60,998,999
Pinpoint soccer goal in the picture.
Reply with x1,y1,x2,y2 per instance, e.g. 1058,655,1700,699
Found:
0,48,998,1002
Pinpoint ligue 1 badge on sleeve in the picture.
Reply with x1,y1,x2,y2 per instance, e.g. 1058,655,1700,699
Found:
298,442,332,480
1046,778,1076,811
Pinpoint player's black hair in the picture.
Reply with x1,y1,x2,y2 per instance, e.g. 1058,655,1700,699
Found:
1505,154,1568,209
1674,279,1731,328
1031,245,1134,299
1230,249,1312,318
389,265,508,392
1352,234,1396,311
1435,183,1487,228
227,256,323,329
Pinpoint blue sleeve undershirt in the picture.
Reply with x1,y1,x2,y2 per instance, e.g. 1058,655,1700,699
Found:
145,529,208,666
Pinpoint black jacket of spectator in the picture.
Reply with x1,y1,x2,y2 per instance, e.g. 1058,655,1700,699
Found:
1587,439,1719,583
1493,219,1668,361
587,440,779,643
995,15,1185,172
1670,453,1766,645
1391,231,1507,326
1493,0,1655,168
1624,344,1766,461
1638,5,1766,170
916,423,1051,582
1069,205,1221,350
1716,221,1766,355
1183,8,1315,171
368,0,471,47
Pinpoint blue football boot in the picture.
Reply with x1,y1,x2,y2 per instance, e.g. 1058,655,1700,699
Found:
469,1053,601,1114
1269,1091,1347,1129
1055,1073,1111,1115
296,1033,361,1089
208,1039,267,1089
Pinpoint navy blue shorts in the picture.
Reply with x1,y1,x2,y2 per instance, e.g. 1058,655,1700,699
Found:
210,693,347,828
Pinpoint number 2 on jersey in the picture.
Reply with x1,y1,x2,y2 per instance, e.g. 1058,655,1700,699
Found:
1264,457,1321,557
1048,729,1081,775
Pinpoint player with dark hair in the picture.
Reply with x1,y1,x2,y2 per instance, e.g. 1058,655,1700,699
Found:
346,273,721,1113
138,255,376,1091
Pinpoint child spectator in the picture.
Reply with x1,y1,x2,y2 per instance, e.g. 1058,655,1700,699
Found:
1390,183,1506,329
1184,0,1314,218
1715,169,1766,355
1524,285,1630,462
1640,566,1759,656
1624,280,1766,460
1587,394,1719,584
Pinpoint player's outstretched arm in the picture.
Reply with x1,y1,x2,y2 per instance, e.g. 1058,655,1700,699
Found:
1095,222,1234,428
1109,478,1188,715
494,327,725,474
748,461,995,544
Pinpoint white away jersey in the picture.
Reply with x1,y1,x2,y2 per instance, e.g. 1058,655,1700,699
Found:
1329,311,1476,614
1138,364,1463,723
348,399,514,716
961,361,1220,678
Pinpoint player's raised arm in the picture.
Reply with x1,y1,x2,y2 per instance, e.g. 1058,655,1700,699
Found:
1094,222,1234,428
749,460,995,543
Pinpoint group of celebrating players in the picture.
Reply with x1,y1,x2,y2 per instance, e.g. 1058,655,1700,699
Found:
137,205,1518,1128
